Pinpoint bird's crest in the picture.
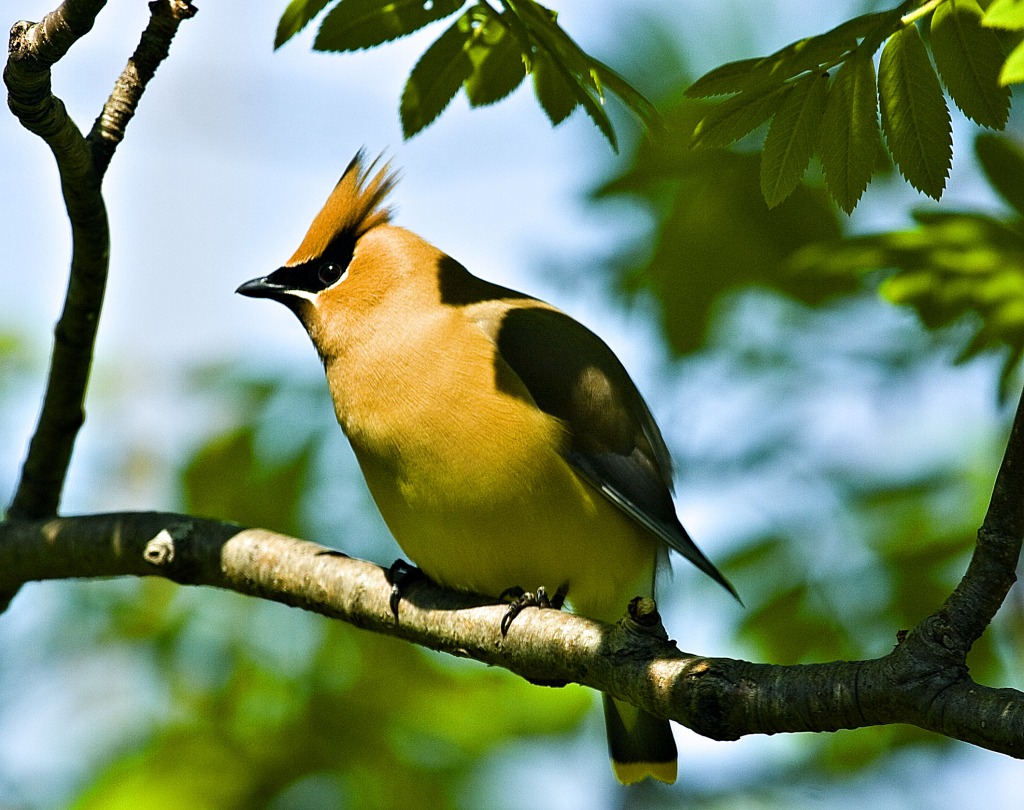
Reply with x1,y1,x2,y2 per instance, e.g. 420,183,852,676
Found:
285,150,397,267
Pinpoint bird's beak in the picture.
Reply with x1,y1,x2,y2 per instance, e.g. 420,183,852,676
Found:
236,275,285,299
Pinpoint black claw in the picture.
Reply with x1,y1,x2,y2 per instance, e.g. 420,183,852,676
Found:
499,582,569,636
385,559,423,619
500,606,518,636
498,585,526,602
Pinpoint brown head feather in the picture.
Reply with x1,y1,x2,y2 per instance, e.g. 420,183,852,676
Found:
285,150,397,267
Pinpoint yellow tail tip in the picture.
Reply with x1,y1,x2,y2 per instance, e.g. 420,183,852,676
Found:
612,759,677,785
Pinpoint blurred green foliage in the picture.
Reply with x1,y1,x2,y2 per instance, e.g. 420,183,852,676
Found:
0,331,38,504
594,95,847,356
586,22,1022,779
794,133,1024,399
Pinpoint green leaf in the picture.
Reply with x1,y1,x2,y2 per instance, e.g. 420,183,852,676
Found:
983,0,1024,30
691,84,786,150
314,0,465,52
685,10,902,98
587,56,662,133
975,133,1024,216
528,58,616,149
686,57,777,98
819,52,883,213
531,50,579,126
464,12,526,107
760,72,828,208
275,0,333,49
506,1,618,148
931,0,1010,128
1000,38,1024,83
400,15,474,138
878,24,952,199
801,9,906,62
769,9,903,80
574,78,618,150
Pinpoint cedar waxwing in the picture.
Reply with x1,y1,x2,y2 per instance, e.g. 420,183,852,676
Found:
237,152,738,785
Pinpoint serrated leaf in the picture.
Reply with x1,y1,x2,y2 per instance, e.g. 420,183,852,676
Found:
787,9,904,71
819,52,882,213
878,25,952,199
531,50,578,126
760,72,828,208
587,56,662,133
528,55,616,149
686,57,777,98
691,85,785,149
314,0,465,52
999,38,1024,83
686,10,902,98
573,72,618,151
400,15,473,138
975,133,1024,216
465,13,526,107
275,0,333,49
931,0,1010,128
984,0,1024,30
506,1,618,148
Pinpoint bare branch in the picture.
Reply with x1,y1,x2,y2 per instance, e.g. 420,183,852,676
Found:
5,0,109,521
1,511,1021,756
88,0,198,173
3,0,196,521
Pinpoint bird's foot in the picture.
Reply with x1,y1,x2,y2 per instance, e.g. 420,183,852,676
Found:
499,582,568,636
385,558,424,619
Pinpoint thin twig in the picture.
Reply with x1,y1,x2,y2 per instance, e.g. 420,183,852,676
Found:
88,0,198,173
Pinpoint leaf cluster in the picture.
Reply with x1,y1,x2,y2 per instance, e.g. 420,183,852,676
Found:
595,98,845,355
793,133,1024,398
687,0,1015,212
275,0,659,149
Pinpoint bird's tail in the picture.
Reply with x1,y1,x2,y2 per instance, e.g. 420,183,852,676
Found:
603,693,677,785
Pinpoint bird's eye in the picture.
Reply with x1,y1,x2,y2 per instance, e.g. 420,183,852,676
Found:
318,262,347,286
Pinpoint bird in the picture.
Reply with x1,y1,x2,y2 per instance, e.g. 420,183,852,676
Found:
237,151,738,785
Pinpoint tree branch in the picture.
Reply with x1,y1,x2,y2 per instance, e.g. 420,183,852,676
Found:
88,0,197,174
5,0,109,521
1,511,1021,756
3,0,196,522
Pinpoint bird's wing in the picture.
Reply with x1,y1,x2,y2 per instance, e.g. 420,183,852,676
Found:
482,303,738,600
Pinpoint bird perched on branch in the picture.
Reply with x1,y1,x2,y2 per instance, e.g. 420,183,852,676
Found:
237,152,738,785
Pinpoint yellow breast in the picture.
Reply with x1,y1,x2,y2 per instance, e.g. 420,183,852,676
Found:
332,305,659,622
